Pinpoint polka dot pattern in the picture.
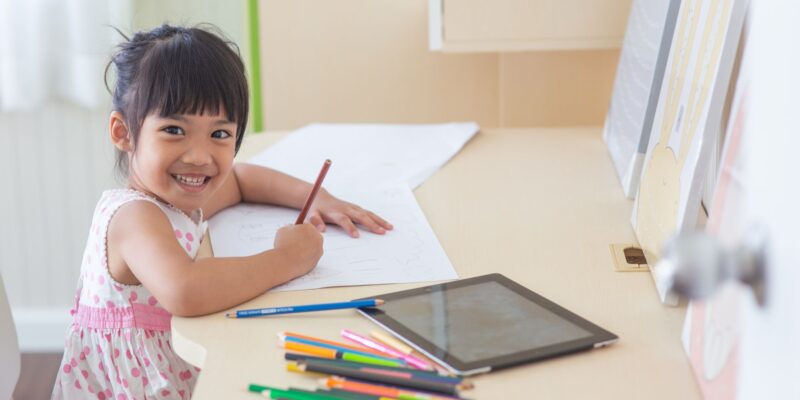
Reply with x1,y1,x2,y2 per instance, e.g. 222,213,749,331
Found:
52,189,205,399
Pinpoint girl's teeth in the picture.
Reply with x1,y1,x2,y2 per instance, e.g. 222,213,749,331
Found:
175,175,205,186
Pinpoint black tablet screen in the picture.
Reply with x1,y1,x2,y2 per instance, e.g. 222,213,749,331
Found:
378,281,593,363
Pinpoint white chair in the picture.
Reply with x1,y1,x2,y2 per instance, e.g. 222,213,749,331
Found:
0,271,20,399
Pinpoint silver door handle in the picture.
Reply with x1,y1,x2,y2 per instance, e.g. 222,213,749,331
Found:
655,229,768,306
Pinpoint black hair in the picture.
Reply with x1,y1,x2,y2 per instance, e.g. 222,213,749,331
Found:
105,24,249,175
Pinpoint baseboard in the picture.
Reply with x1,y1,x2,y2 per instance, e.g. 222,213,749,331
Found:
11,307,71,353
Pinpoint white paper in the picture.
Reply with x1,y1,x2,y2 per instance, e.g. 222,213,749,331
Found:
209,185,458,291
208,122,476,290
247,122,479,192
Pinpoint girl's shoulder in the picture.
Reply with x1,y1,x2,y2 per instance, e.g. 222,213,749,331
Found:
98,188,165,209
97,189,202,225
95,188,155,210
94,188,207,256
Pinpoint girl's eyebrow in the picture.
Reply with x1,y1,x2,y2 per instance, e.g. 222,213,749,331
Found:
162,114,234,125
211,119,236,126
163,114,188,122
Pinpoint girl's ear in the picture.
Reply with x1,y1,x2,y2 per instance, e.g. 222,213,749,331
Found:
109,111,133,152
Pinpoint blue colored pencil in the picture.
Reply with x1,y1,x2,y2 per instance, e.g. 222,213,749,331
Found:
226,299,383,318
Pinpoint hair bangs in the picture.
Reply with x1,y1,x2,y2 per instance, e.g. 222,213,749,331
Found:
134,29,249,147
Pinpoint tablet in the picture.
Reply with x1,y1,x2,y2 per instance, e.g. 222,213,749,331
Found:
356,273,618,376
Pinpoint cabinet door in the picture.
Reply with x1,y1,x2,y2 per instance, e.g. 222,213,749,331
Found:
432,0,633,52
737,2,800,396
683,3,800,397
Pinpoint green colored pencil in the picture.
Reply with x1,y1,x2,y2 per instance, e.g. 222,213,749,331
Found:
318,388,383,400
248,384,343,400
284,353,466,386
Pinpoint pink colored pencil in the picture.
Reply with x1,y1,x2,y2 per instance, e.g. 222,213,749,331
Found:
341,329,431,370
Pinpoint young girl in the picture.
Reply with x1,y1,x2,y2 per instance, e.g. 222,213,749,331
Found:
52,24,392,399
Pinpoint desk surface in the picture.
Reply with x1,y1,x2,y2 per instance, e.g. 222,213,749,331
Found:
172,127,699,399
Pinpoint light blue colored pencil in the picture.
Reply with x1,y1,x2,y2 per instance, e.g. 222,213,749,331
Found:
225,299,383,318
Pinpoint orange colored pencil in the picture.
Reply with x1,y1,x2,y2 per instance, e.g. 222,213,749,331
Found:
284,341,337,358
283,332,391,358
280,341,406,368
320,376,456,400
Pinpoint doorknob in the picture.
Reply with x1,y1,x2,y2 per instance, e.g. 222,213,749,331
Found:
655,229,768,306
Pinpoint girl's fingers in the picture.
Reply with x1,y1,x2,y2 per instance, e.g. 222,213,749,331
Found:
308,212,326,232
367,211,393,230
318,203,392,238
350,210,386,235
333,214,359,238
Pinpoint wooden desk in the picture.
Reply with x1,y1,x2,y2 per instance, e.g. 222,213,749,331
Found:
172,127,700,399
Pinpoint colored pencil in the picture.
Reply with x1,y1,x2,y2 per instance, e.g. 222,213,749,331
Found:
319,388,387,400
281,340,405,367
320,376,461,400
370,330,414,355
283,335,395,360
289,386,392,400
284,353,466,386
226,299,383,318
290,360,466,395
296,159,332,224
281,332,395,358
369,331,454,376
341,329,431,370
248,384,340,400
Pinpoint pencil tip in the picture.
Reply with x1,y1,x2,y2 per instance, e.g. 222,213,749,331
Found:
225,313,234,318
374,299,384,305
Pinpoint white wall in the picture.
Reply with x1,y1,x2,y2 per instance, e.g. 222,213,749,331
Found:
0,102,115,351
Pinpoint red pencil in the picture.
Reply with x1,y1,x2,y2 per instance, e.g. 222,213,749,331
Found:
295,159,332,224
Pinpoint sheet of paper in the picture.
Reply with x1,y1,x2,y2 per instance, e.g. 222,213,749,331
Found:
209,185,458,291
603,0,680,198
246,122,478,192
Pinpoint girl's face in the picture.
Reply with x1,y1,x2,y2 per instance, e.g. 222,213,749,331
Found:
124,111,237,214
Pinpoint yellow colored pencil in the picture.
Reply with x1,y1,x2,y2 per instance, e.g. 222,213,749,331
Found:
370,330,414,355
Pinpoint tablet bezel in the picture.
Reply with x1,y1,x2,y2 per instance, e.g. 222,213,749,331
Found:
356,273,618,376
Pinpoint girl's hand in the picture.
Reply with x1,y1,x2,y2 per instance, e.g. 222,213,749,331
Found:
274,224,323,275
307,190,394,238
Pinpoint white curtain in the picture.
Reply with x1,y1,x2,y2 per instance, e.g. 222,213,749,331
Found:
0,0,131,111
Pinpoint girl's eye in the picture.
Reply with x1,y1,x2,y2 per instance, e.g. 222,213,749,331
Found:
211,130,233,139
163,126,184,135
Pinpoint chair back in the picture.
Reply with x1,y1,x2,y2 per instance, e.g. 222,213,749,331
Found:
0,271,20,399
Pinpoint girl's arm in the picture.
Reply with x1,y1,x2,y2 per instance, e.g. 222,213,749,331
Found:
109,201,322,316
203,163,393,237
202,163,313,218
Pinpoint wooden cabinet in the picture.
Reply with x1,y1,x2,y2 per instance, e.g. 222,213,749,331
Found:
430,0,633,52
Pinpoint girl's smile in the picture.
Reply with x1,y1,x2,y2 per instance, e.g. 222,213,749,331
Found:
171,173,211,192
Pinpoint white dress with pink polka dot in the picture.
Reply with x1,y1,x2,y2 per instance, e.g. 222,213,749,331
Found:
52,189,206,400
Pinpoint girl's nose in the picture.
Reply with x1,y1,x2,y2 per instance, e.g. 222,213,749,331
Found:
181,143,213,166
